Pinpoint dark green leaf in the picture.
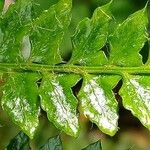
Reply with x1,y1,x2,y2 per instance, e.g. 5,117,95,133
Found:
7,131,31,150
78,75,121,136
1,73,40,138
40,73,80,137
40,135,62,150
82,141,102,150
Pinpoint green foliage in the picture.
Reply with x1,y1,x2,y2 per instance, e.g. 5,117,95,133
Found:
7,132,31,150
40,135,62,150
40,73,80,137
7,132,62,150
69,1,112,66
7,132,101,150
0,0,150,144
120,75,150,129
2,73,40,138
0,0,33,63
78,75,121,136
30,0,72,64
109,7,148,66
82,141,102,150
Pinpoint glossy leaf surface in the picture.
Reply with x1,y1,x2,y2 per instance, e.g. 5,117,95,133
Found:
1,73,40,138
7,131,31,150
0,0,150,140
78,75,120,136
40,136,62,150
109,7,148,66
82,141,102,150
70,2,112,66
120,75,150,129
30,0,72,64
0,0,72,138
40,73,80,137
0,0,33,63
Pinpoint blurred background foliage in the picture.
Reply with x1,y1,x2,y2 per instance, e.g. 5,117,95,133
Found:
0,0,150,149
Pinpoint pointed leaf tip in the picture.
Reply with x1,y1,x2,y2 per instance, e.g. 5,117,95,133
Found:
40,73,80,137
109,6,148,66
82,141,102,150
1,73,40,139
79,75,120,136
70,1,112,66
121,75,150,131
40,135,62,150
7,131,31,150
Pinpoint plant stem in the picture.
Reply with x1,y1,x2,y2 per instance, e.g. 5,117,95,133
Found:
0,63,150,75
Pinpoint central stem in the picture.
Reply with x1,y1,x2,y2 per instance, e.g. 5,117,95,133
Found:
0,63,150,75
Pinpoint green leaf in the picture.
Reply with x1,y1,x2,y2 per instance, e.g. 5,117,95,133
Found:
7,131,31,150
78,75,121,136
30,0,72,64
109,7,148,66
40,73,80,137
120,74,150,130
40,135,62,150
82,141,102,150
0,0,150,139
0,0,33,63
69,2,112,66
1,73,40,138
0,0,73,139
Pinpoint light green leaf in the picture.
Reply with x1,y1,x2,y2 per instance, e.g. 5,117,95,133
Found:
40,73,80,137
40,135,62,150
109,7,148,66
69,2,112,66
7,131,31,150
30,0,72,64
120,75,150,130
1,73,40,138
82,141,102,150
0,0,33,63
78,75,121,136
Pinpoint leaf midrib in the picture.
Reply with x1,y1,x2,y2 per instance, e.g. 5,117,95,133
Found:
0,63,150,75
